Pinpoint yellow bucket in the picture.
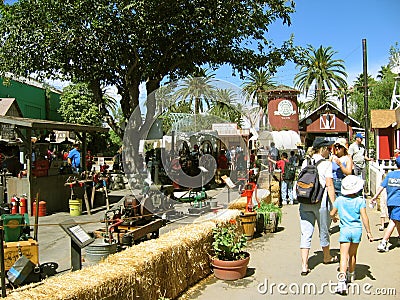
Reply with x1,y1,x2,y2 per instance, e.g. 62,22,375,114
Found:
69,198,82,216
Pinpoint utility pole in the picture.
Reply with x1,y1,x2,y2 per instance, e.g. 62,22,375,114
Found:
362,39,369,157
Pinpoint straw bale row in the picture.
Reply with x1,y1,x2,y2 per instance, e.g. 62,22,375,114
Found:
227,190,271,211
7,211,242,300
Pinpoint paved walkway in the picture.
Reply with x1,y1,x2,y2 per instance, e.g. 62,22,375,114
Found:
180,199,400,299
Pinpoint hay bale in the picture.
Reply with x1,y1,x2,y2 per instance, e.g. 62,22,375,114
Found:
7,221,221,300
228,197,247,210
194,209,241,223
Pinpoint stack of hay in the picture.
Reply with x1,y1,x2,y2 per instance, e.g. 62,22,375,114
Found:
269,181,281,206
228,189,271,211
7,211,241,300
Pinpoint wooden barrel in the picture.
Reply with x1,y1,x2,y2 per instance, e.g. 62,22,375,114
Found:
240,212,257,240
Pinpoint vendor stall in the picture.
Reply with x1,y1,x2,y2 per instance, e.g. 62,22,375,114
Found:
0,115,108,215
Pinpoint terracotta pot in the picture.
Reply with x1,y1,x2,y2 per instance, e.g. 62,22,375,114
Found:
211,252,250,280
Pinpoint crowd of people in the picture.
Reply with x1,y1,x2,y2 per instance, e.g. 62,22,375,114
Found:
267,133,398,295
252,132,399,295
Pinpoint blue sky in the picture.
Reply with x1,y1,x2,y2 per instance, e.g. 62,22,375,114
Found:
216,0,400,89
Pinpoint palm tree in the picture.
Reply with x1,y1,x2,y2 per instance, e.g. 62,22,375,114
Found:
353,73,376,93
174,70,216,114
294,45,347,109
210,88,242,124
333,86,350,113
242,69,276,108
377,65,392,80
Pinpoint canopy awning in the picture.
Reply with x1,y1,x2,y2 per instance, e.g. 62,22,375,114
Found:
258,130,301,150
0,115,108,132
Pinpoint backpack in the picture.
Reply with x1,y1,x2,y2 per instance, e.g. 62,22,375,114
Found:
296,158,326,204
283,161,296,181
270,147,278,158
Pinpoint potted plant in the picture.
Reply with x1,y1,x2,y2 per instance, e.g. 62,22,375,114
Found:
254,203,282,233
211,219,250,280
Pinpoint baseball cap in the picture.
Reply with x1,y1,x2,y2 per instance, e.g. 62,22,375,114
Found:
355,133,363,139
312,137,334,149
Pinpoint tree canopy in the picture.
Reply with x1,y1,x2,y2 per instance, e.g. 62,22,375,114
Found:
0,0,300,140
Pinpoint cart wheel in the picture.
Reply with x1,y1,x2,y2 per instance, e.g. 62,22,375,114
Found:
40,262,58,278
151,230,159,239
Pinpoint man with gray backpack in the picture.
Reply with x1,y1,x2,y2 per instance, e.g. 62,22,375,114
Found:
296,137,337,276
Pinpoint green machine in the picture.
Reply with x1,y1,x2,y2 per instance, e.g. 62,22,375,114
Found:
1,214,31,242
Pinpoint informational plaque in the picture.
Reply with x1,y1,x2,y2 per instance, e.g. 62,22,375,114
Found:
60,219,94,249
221,175,235,189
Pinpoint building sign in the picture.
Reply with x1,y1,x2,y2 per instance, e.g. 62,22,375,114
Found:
320,113,336,129
0,124,15,140
274,100,296,117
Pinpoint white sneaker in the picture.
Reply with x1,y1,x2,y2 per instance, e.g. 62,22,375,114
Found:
335,280,347,295
289,201,294,205
377,240,389,252
282,201,287,205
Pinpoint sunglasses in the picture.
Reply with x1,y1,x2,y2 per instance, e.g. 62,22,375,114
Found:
335,145,344,149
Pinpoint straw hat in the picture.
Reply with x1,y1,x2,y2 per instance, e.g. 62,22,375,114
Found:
341,175,364,195
334,138,348,149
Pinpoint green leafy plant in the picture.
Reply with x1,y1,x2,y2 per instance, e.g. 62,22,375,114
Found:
254,203,282,225
212,220,247,261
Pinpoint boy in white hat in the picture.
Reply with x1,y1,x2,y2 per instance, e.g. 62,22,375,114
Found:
330,175,373,295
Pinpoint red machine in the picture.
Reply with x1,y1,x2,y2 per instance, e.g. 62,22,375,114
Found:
241,182,259,212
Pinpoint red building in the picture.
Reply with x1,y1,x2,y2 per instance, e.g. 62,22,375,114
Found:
298,103,360,147
266,86,300,132
370,108,400,160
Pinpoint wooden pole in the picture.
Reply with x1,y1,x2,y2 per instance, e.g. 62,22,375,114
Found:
363,38,370,157
90,181,96,208
82,182,91,215
33,192,40,240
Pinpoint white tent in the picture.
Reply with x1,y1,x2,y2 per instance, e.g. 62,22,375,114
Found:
258,130,301,151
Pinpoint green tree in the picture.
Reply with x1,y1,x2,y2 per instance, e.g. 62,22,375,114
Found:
377,65,392,80
59,83,119,155
59,83,102,126
0,0,299,139
294,45,347,110
333,86,351,113
242,69,276,108
209,88,243,125
352,73,376,93
174,71,216,114
348,71,394,128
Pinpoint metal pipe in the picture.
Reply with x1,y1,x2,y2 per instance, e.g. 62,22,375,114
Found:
363,39,369,157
